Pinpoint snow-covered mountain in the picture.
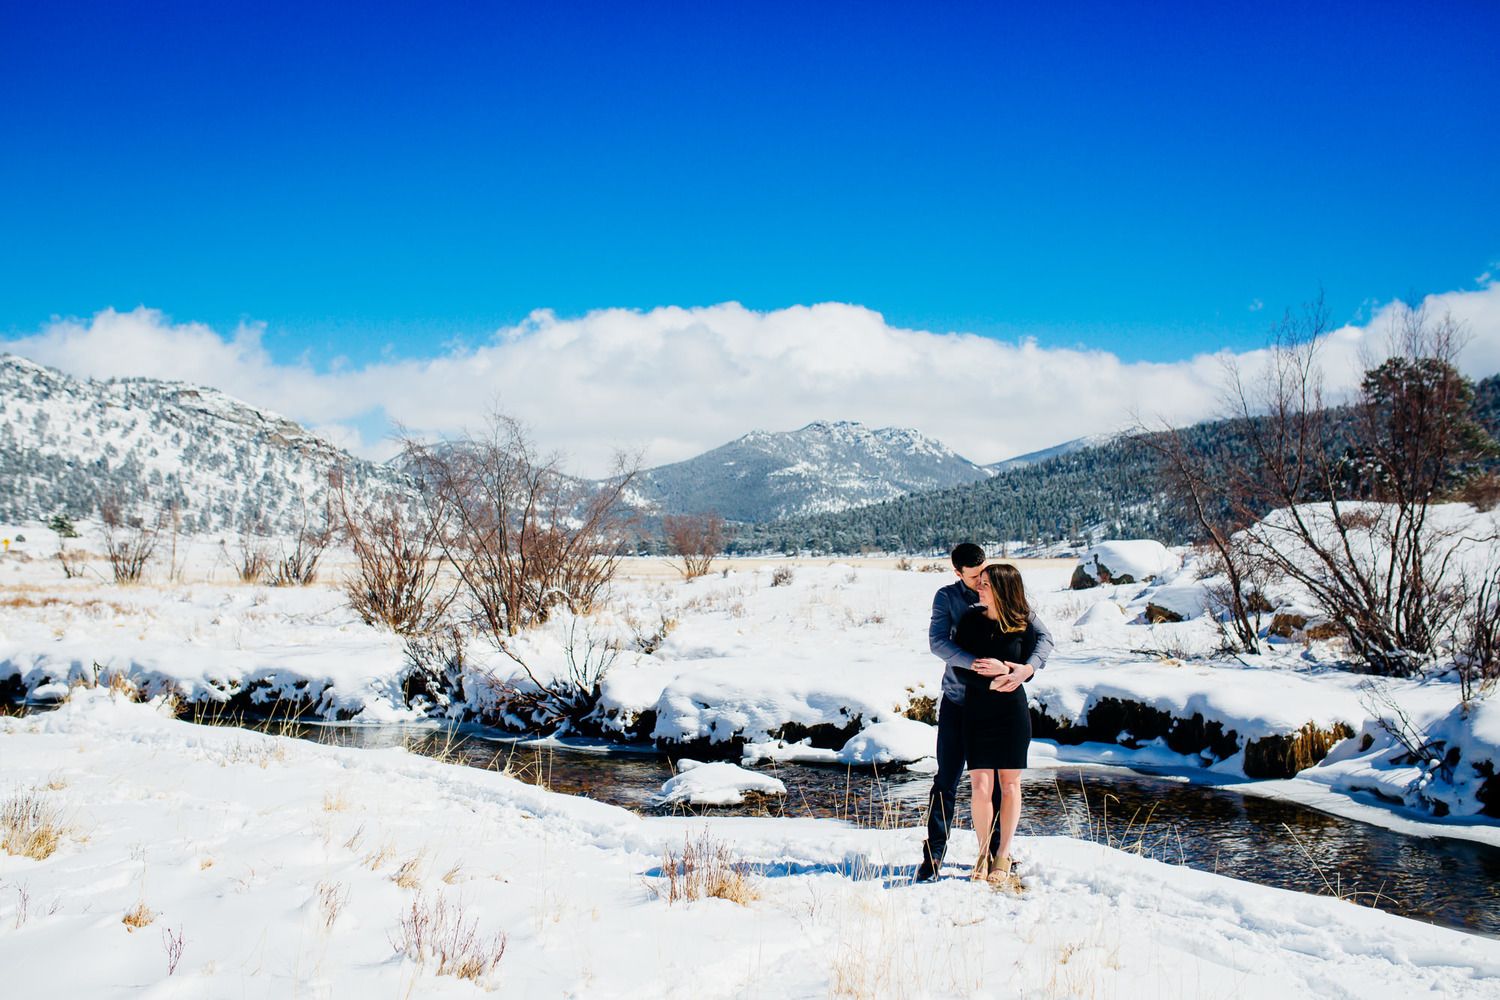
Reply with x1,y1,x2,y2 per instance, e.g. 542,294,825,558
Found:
631,420,991,521
0,354,406,535
985,432,1118,473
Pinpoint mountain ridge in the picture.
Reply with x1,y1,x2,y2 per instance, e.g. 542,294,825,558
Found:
629,419,992,521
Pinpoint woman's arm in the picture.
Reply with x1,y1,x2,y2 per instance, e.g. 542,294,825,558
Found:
991,614,1053,691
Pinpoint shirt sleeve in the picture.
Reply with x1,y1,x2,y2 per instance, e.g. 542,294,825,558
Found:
928,590,976,670
1025,613,1054,672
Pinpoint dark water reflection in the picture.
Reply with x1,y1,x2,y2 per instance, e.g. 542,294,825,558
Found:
243,717,1500,936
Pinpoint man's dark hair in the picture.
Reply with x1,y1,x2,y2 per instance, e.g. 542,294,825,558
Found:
950,542,985,570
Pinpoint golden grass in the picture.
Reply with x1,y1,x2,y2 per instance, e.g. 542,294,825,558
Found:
122,901,155,930
1,787,70,860
316,879,349,930
649,830,759,906
393,851,427,889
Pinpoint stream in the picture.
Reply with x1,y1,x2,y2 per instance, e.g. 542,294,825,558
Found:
226,715,1500,937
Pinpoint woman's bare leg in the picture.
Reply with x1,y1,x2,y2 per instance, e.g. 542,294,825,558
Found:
995,769,1023,864
969,769,996,866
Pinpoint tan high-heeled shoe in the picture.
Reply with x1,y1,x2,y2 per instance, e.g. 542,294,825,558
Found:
969,853,991,881
987,856,1013,884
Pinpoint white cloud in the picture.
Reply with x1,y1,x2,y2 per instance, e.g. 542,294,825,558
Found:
6,284,1499,476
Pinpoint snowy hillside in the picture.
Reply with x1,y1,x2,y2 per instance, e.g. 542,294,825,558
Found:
0,354,408,535
986,432,1118,472
632,420,992,521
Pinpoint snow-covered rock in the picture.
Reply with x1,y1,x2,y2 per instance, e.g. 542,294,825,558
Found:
835,718,936,765
656,759,788,805
1072,540,1180,588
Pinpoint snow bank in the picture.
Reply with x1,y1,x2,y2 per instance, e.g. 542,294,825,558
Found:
1,692,1496,999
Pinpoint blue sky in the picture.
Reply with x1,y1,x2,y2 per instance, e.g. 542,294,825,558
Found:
4,0,1496,372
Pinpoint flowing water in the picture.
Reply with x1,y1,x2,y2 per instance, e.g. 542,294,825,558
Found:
234,716,1500,937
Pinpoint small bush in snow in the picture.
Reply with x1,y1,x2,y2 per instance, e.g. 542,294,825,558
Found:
0,787,70,860
334,487,454,636
122,900,154,930
1452,568,1500,704
650,830,759,906
390,893,506,986
771,565,795,587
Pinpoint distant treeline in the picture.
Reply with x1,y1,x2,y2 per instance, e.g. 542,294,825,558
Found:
721,373,1500,556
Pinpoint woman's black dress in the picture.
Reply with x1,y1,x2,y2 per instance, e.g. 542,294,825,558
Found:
954,608,1035,770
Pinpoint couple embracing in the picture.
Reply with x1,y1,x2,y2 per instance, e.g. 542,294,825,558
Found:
916,543,1054,883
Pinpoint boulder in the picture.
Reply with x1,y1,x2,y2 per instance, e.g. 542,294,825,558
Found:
1071,540,1179,590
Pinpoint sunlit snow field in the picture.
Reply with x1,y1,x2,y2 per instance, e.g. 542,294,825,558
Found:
2,523,1499,997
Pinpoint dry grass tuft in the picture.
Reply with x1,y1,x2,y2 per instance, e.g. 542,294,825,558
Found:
649,830,759,905
364,836,397,871
442,861,466,885
390,892,507,987
122,901,155,930
394,851,427,889
1,787,70,860
316,879,349,930
322,788,350,811
205,738,288,769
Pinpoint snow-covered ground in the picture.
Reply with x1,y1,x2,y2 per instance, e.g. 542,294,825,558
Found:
3,517,1500,994
4,691,1498,999
2,519,1498,831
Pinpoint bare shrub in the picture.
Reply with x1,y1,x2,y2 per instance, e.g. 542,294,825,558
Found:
402,625,467,713
1141,296,1498,674
268,499,332,586
334,481,454,635
47,513,85,578
405,411,640,638
663,511,728,579
1452,567,1500,704
233,533,273,583
1,788,69,860
162,925,184,974
649,830,759,905
770,565,795,587
487,615,620,734
99,496,164,583
1458,472,1500,512
389,892,507,986
1360,680,1451,777
55,547,88,579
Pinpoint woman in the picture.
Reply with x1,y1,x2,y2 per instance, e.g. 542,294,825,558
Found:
953,562,1049,881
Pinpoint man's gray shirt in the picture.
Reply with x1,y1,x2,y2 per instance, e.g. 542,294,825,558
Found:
929,580,1054,705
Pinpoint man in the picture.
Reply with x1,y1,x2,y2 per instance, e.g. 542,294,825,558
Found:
915,542,1051,881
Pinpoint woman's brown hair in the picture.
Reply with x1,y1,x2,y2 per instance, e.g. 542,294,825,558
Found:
983,562,1031,632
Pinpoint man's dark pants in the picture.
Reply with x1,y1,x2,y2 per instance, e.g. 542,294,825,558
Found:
923,695,1004,868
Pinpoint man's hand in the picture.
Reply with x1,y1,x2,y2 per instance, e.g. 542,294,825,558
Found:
971,657,1008,678
989,662,1034,692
